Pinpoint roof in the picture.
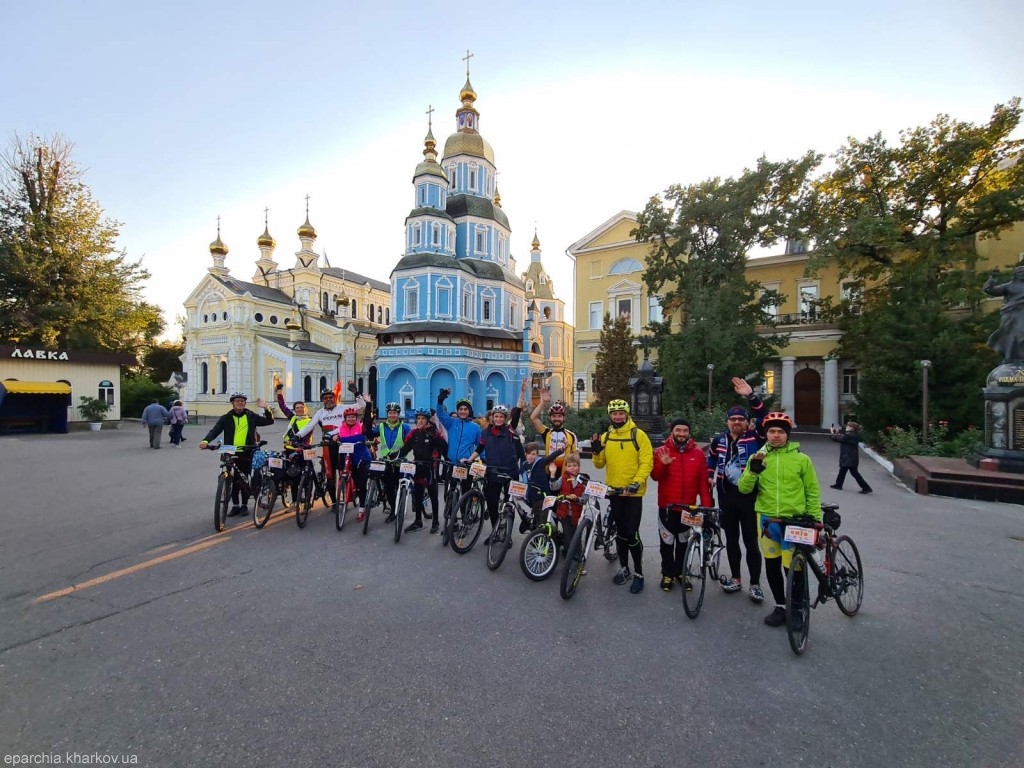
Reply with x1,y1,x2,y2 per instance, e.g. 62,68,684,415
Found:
567,210,639,255
405,207,455,224
378,320,519,341
256,334,338,355
321,268,390,293
213,276,292,305
391,253,525,289
522,261,554,299
442,132,495,164
446,194,510,230
0,381,72,395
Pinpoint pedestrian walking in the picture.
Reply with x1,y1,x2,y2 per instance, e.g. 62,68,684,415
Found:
168,400,188,446
141,399,170,449
829,422,872,494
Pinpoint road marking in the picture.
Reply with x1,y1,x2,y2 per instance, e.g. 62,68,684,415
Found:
32,538,230,604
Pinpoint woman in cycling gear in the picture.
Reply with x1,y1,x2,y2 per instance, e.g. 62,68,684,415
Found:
466,405,525,543
336,404,375,517
199,392,275,516
295,388,370,505
399,408,448,533
377,402,410,521
591,399,653,594
738,411,821,628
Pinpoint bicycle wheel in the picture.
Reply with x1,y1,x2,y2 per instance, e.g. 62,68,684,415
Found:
486,504,514,571
681,535,706,619
708,531,725,582
441,483,458,546
394,484,408,543
450,491,485,554
601,513,619,562
560,517,592,600
214,473,231,532
365,477,380,510
520,528,559,581
335,472,350,531
833,535,864,617
253,476,277,529
786,551,811,655
296,474,312,529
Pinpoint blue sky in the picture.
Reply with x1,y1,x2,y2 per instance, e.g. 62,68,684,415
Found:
2,0,1021,336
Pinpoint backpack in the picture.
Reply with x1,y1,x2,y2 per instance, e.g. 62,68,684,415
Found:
603,426,639,452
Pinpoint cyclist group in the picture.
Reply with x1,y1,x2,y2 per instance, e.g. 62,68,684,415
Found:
197,374,822,628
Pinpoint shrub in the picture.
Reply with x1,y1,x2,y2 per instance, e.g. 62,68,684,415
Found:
878,422,981,460
121,377,176,418
78,396,111,422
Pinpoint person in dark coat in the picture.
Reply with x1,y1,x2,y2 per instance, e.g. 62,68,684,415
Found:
829,422,872,494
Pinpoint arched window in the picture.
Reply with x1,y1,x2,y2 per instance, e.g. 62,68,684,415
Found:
319,376,328,395
219,361,228,393
608,258,643,275
350,298,357,318
377,306,382,323
200,363,208,393
386,308,390,324
303,376,312,402
369,303,375,321
98,379,114,406
322,291,329,311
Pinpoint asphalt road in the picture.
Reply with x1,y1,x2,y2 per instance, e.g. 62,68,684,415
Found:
0,423,1021,768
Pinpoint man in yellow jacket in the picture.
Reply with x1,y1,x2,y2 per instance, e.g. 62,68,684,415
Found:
592,399,654,593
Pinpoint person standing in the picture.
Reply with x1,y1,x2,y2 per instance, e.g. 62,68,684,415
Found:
399,408,448,533
141,399,170,449
651,418,713,592
198,392,275,516
465,405,526,544
829,422,872,494
529,388,578,468
591,399,654,594
706,376,767,602
376,402,411,523
167,400,188,446
294,388,370,507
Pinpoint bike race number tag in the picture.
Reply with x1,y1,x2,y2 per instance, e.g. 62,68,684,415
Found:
338,442,355,454
542,495,557,511
219,444,236,454
400,462,416,475
303,449,318,460
784,525,818,546
470,462,487,478
584,480,608,498
369,461,385,473
268,457,283,469
681,510,704,527
451,466,468,480
509,481,528,499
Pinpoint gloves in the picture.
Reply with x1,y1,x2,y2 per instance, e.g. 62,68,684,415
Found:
591,440,604,455
748,456,765,475
439,387,451,402
626,482,640,495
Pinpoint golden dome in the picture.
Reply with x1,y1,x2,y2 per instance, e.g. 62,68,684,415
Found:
494,187,502,208
209,234,228,256
442,131,494,164
257,225,275,249
459,76,477,105
297,216,317,239
532,230,541,249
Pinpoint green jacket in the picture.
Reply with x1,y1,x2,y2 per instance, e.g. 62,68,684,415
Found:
737,441,821,520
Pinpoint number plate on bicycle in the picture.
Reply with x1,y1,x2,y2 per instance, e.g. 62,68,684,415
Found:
542,495,557,511
219,444,236,454
470,462,486,478
400,462,416,475
268,457,283,469
784,525,817,545
681,511,703,527
338,442,355,454
451,466,468,480
584,480,608,498
508,481,528,499
369,461,385,473
303,449,318,460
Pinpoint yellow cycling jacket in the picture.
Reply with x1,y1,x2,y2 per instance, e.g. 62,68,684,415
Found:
591,417,653,495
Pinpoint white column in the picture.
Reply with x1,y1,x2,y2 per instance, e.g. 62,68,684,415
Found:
822,357,839,429
780,356,796,419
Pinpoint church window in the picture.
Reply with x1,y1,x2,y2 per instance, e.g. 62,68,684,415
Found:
483,300,491,322
438,286,451,316
350,298,357,317
322,292,329,311
608,258,643,275
270,315,278,324
525,279,533,292
419,186,427,206
369,303,375,322
200,363,208,393
254,313,263,322
463,292,473,321
405,286,419,317
509,303,515,327
543,306,552,319
319,376,328,395
203,314,208,323
386,308,390,324
475,228,486,254
303,376,312,402
222,311,228,321
377,306,382,323
469,168,477,191
413,224,422,246
219,361,228,393
432,223,440,247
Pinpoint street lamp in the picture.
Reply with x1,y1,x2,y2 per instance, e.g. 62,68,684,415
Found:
576,378,585,411
707,363,715,411
921,360,932,441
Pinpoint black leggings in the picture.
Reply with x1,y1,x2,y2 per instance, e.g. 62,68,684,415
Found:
718,482,762,585
412,478,439,523
484,480,510,526
611,495,644,575
764,556,804,607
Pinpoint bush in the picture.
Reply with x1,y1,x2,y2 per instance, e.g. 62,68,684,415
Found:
664,404,731,443
877,423,982,460
121,377,176,418
78,396,111,422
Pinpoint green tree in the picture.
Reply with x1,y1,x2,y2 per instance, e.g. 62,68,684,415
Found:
635,154,818,411
138,340,185,383
0,133,163,352
804,100,1023,432
592,313,635,406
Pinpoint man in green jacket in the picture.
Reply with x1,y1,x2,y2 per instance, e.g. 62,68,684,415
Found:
738,411,820,627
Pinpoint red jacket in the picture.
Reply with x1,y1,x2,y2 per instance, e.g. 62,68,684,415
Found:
650,437,712,509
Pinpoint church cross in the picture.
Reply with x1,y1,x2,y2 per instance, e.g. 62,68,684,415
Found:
426,104,434,128
462,49,474,76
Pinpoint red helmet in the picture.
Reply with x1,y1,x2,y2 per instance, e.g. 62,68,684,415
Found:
762,412,793,433
344,407,359,417
548,401,566,416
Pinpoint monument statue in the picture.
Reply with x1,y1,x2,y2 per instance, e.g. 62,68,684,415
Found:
983,263,1024,363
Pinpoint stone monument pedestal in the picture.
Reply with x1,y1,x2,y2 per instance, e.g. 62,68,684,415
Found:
970,363,1024,473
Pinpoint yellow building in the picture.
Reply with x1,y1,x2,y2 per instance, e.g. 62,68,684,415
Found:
570,217,1024,426
181,212,391,417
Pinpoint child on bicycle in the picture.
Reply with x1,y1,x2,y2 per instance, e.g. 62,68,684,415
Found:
519,443,565,533
738,411,821,628
552,452,587,547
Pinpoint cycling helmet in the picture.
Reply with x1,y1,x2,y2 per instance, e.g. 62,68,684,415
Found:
492,404,510,416
414,407,432,418
229,391,247,402
762,411,794,435
607,399,630,414
455,398,472,410
385,402,402,413
343,406,359,417
548,401,566,415
320,389,336,399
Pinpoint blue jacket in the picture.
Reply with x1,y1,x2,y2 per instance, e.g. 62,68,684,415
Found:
476,425,525,478
141,403,169,426
438,405,482,463
706,395,766,488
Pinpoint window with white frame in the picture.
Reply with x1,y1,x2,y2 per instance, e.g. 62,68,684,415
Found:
482,299,492,322
412,224,422,246
798,283,819,320
608,258,642,275
843,368,859,395
469,167,477,192
463,291,473,321
437,278,452,317
589,301,603,330
648,296,663,324
616,297,633,324
419,186,427,206
509,302,516,328
431,223,440,247
404,282,420,318
448,167,456,189
475,227,486,254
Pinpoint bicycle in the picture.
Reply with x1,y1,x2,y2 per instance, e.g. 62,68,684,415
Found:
332,441,360,531
448,461,489,554
294,441,330,529
519,494,572,581
252,449,287,529
363,455,397,535
206,441,267,532
439,460,468,547
484,473,521,570
677,505,726,619
772,503,865,655
391,458,422,544
559,478,619,600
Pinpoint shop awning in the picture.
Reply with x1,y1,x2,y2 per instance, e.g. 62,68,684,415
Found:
1,381,72,395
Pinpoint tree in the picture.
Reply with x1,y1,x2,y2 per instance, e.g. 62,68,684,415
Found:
804,100,1024,432
592,313,635,406
635,154,819,411
0,133,163,352
138,340,185,383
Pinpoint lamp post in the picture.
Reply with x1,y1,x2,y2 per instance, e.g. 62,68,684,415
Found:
706,363,715,411
921,360,932,441
576,378,585,411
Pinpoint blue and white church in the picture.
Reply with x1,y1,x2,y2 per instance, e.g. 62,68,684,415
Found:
374,71,573,414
